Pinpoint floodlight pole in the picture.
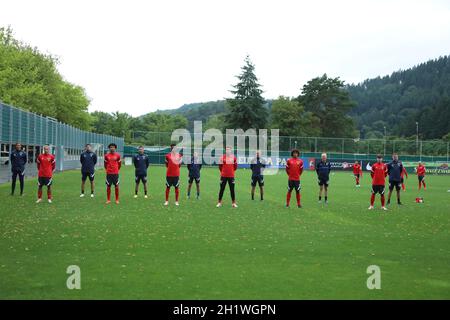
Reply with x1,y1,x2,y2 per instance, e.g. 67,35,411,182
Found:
416,122,419,155
447,142,449,162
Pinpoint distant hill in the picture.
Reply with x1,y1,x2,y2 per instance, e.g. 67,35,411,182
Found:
154,100,273,131
157,100,227,122
347,55,450,139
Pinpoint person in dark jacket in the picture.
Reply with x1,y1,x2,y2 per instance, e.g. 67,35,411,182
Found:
316,153,331,204
133,146,150,198
10,142,27,196
80,144,97,198
387,153,403,205
187,152,202,199
250,150,266,201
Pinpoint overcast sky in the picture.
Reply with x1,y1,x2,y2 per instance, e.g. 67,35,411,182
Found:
1,0,450,116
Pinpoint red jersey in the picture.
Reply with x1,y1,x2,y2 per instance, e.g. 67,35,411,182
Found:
219,154,237,178
37,153,55,178
286,157,303,181
401,166,408,178
371,162,387,185
165,152,182,177
417,164,426,176
353,164,362,175
104,152,121,174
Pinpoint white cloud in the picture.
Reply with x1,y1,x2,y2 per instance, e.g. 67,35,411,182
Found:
1,0,449,116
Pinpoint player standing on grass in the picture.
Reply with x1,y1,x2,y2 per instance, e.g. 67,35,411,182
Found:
417,162,426,190
216,146,238,208
316,153,331,204
10,142,27,196
80,144,97,198
187,152,202,200
352,160,362,187
387,153,404,206
133,146,150,198
368,154,388,211
165,144,182,206
36,145,55,203
401,165,408,191
250,150,266,201
104,143,121,204
285,149,303,208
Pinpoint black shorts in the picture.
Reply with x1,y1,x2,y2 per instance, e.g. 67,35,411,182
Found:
318,178,329,187
82,171,95,182
389,181,401,191
400,178,404,184
220,177,235,185
135,173,147,184
288,180,301,192
106,174,119,186
166,176,180,188
371,185,385,195
188,176,200,184
354,174,360,179
251,175,264,187
418,175,425,182
38,177,53,187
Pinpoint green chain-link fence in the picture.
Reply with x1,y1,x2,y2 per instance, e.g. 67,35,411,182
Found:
127,131,449,162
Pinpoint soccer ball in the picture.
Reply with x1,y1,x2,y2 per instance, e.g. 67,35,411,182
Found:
415,197,424,203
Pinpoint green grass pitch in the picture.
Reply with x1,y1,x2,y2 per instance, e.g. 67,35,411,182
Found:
0,165,449,299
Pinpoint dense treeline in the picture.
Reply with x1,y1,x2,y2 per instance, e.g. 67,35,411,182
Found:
90,111,188,144
156,56,450,141
147,58,358,139
348,55,450,140
0,27,91,130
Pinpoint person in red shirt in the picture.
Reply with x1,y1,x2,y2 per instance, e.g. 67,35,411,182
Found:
36,145,56,203
369,155,388,211
285,149,303,208
216,146,238,208
352,161,363,187
104,143,122,204
165,144,182,206
416,162,426,190
401,166,408,191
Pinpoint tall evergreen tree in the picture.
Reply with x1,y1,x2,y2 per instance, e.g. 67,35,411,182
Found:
225,56,268,130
